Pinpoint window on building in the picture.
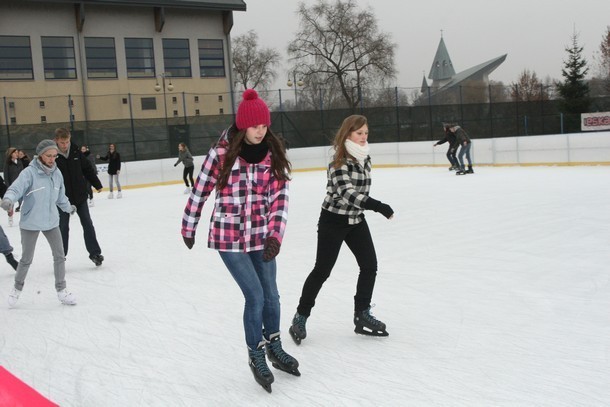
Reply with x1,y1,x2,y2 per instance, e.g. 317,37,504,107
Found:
85,37,117,78
194,96,199,103
172,96,177,103
122,98,128,104
41,36,77,79
198,39,225,77
195,109,200,115
41,116,47,123
162,39,191,78
39,101,45,108
10,117,16,124
0,36,34,80
125,38,155,78
218,95,223,102
219,108,224,114
173,110,179,117
141,97,157,110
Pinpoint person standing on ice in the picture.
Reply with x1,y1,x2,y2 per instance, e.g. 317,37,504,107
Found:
434,123,460,171
181,89,298,393
1,140,77,308
447,123,474,175
97,143,122,198
173,142,195,194
290,114,394,345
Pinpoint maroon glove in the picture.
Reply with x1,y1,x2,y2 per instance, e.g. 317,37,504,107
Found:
263,237,281,262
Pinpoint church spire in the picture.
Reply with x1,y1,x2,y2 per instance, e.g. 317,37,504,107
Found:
428,35,455,81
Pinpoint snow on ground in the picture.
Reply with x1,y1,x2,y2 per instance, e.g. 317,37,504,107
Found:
1,166,609,406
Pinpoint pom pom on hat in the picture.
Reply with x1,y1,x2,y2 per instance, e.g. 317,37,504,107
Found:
236,89,271,130
36,139,58,156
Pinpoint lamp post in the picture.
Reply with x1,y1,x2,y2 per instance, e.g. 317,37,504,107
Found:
287,72,303,109
154,72,174,132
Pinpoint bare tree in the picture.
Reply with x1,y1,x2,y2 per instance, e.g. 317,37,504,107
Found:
232,30,280,90
287,0,396,108
510,69,550,101
591,26,610,95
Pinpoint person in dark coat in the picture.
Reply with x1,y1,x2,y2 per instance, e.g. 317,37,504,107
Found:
447,124,474,175
18,150,30,168
54,127,105,266
81,145,98,205
97,144,122,199
4,147,24,214
434,123,460,171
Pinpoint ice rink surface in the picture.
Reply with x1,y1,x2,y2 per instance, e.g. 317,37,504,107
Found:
1,165,609,406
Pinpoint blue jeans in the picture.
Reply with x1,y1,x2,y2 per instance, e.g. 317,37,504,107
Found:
219,250,280,350
458,142,472,169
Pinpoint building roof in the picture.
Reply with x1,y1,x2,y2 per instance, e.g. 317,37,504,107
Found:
428,36,455,81
439,54,507,90
22,0,246,11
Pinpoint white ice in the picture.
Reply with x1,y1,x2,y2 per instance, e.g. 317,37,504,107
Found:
1,166,609,406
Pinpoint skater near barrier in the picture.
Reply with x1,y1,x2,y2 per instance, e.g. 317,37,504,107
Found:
4,147,24,223
290,114,394,345
54,128,105,267
1,140,77,308
97,144,122,198
434,123,460,171
173,142,195,194
181,89,298,393
446,123,474,175
0,176,18,271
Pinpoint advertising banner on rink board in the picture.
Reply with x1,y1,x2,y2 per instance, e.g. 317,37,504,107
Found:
581,111,610,131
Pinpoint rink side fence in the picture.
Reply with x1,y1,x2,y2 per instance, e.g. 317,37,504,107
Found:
92,131,610,190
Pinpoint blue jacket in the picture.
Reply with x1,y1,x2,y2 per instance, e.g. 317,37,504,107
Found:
4,158,73,231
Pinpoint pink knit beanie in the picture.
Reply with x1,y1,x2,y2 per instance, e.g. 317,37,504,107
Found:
235,89,271,130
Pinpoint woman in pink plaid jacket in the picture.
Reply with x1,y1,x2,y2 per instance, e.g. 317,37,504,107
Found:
181,89,298,392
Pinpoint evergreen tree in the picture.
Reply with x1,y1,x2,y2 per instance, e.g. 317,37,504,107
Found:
556,31,590,131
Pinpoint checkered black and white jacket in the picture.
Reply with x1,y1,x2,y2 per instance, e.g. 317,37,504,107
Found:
181,133,289,252
321,156,374,225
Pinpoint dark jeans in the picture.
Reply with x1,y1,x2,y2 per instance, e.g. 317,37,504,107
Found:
446,147,459,167
59,200,102,256
183,166,195,187
458,142,472,169
297,210,378,317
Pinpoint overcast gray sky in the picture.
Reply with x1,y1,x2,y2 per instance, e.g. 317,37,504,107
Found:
232,0,609,89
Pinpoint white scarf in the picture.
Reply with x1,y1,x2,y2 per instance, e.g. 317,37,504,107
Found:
345,139,370,165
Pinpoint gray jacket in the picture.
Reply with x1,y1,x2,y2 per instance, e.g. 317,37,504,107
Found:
4,158,73,231
174,148,194,168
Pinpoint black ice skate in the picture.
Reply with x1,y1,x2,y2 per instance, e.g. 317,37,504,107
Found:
5,253,18,270
455,168,466,175
465,166,474,174
89,254,104,266
354,307,389,337
248,343,274,393
289,313,308,345
266,333,300,376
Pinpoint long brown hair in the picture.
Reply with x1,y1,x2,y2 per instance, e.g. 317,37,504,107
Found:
216,124,291,190
330,115,368,169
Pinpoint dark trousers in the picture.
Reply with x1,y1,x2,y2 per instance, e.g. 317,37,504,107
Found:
446,147,458,167
297,211,378,317
183,166,195,187
59,200,101,256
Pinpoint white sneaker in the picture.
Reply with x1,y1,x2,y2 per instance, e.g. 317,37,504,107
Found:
117,191,122,199
184,188,190,194
57,289,77,305
8,287,21,308
108,192,114,199
88,199,94,207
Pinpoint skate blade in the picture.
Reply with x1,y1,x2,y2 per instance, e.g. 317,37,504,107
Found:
272,363,301,377
288,327,302,345
354,326,389,337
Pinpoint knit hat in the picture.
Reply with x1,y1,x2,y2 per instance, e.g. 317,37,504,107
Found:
236,89,271,130
36,139,58,156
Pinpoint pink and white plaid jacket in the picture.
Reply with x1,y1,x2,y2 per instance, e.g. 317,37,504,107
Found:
181,136,289,253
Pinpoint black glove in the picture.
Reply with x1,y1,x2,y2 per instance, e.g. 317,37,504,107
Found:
183,236,194,249
363,197,394,219
174,163,178,167
263,237,281,262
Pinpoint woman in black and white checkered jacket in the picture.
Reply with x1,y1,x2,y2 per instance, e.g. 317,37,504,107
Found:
290,115,395,343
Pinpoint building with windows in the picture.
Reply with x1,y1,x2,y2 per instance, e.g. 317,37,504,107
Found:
0,0,246,126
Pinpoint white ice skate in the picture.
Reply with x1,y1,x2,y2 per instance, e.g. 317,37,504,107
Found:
8,287,21,308
184,188,190,194
117,191,122,199
108,192,114,199
57,289,77,305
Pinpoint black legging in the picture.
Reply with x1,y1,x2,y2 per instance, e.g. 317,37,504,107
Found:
297,210,378,316
183,166,194,187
